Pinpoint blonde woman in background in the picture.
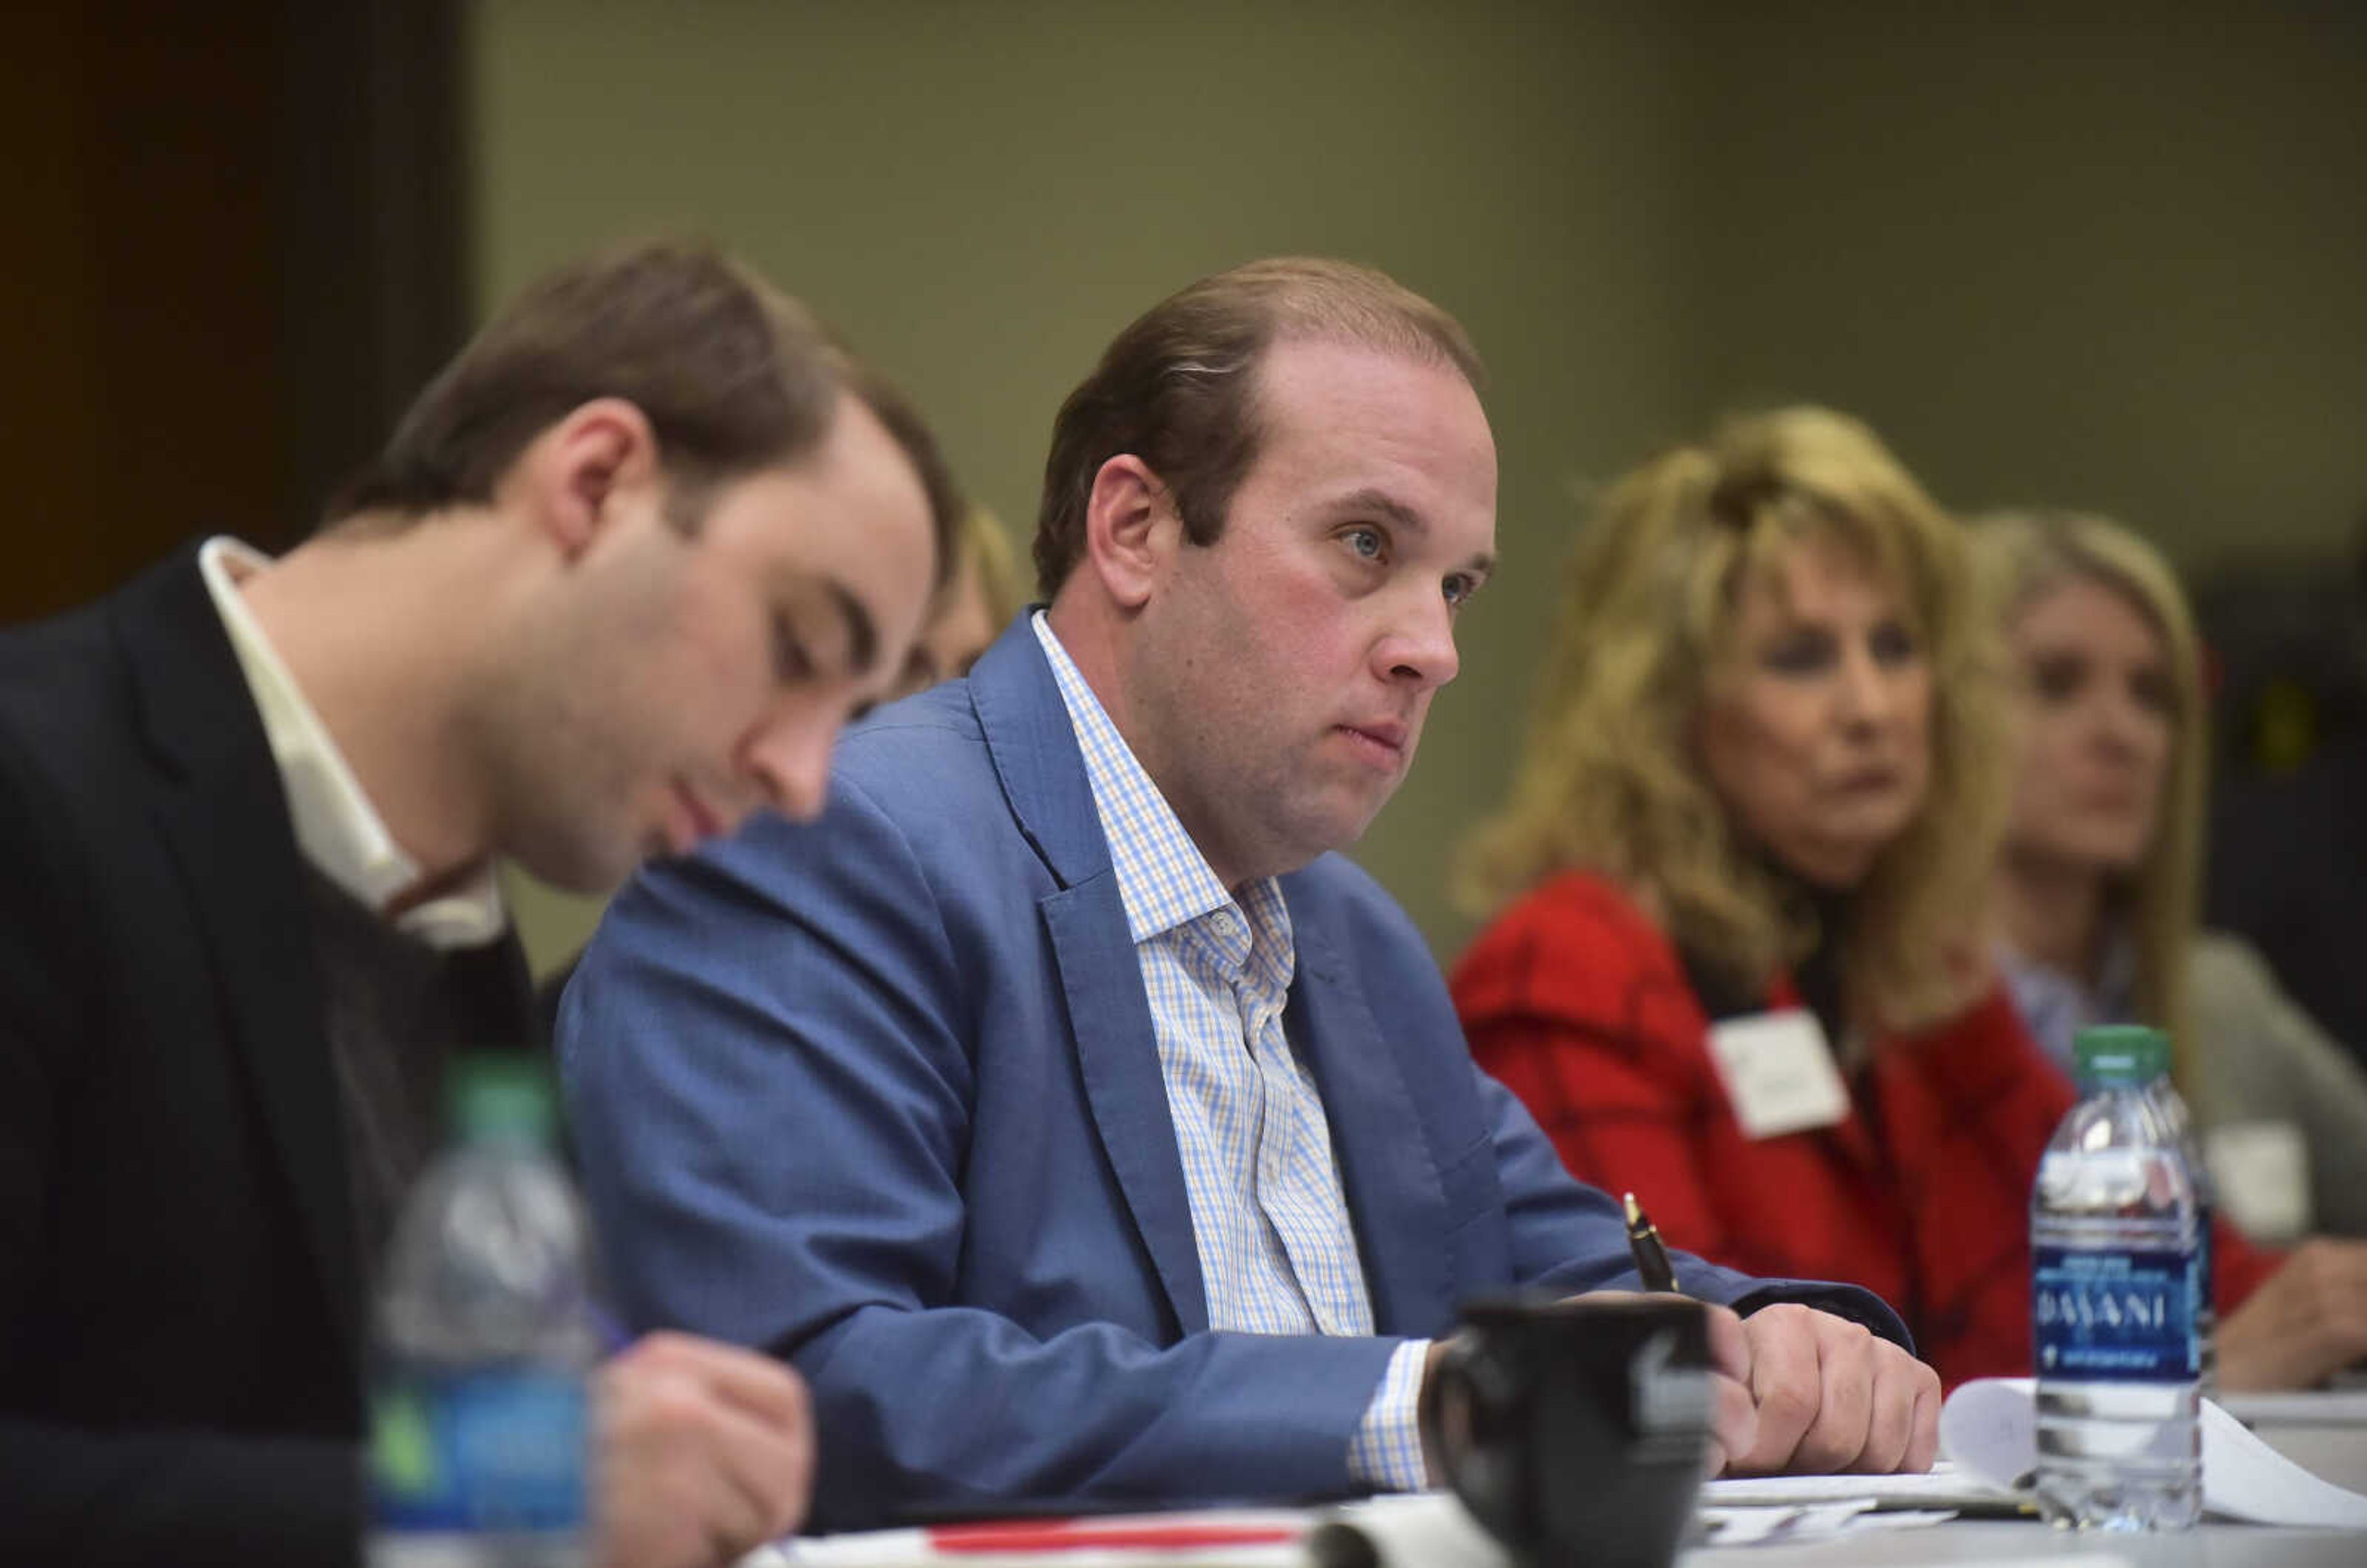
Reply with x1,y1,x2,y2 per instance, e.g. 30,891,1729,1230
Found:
893,506,1024,696
1448,407,2325,1389
1974,511,2367,1261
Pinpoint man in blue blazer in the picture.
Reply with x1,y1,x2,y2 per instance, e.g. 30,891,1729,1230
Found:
560,258,1942,1531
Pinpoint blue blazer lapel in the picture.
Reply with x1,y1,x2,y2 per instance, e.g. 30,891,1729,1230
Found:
1042,879,1209,1334
970,617,1209,1334
1285,899,1454,1336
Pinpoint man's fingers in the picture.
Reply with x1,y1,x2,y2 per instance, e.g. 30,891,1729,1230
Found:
1900,1357,1942,1474
1726,1305,1942,1476
682,1395,812,1548
1847,1342,1932,1474
595,1343,816,1568
1785,1317,1875,1474
1703,1302,1752,1384
619,1330,812,1431
1734,1307,1818,1473
1707,1369,1758,1479
594,1398,773,1568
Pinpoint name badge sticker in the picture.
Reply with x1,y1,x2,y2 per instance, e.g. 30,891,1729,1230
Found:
1706,1008,1849,1140
2205,1119,2312,1243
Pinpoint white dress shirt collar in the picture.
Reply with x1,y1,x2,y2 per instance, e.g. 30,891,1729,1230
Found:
197,536,505,949
1028,611,1293,974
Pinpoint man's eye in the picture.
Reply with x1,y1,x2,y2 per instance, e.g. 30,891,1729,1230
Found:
1343,526,1384,561
1443,573,1475,607
772,616,814,682
901,647,939,696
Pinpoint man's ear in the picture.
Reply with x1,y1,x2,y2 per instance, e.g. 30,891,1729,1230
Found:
509,398,663,561
1081,455,1175,611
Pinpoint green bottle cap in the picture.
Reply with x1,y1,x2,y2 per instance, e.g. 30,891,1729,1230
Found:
2072,1024,2170,1087
446,1054,557,1149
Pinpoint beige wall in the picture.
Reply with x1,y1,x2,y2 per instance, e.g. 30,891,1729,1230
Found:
1685,6,2367,570
473,0,2363,975
476,0,1704,971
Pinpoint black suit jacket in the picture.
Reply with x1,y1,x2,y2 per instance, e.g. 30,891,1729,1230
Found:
0,549,530,1566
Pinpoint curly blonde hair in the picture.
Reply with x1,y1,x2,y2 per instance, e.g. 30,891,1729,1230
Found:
1968,510,2205,1082
1461,407,2011,1032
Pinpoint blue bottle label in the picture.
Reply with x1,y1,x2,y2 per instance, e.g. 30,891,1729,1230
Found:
371,1365,588,1534
2195,1212,2214,1309
2032,1245,2198,1382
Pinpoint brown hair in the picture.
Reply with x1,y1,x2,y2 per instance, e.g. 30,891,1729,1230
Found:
1032,256,1483,596
329,239,963,587
835,351,967,592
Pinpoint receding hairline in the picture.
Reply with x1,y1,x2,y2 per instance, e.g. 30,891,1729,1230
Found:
1222,321,1490,479
1186,257,1490,455
1251,276,1487,389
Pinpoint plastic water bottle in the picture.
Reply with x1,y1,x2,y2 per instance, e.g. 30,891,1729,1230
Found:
2030,1024,2202,1531
369,1056,600,1566
2142,1063,2217,1399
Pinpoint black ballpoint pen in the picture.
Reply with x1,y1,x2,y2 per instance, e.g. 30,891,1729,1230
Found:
1623,1191,1679,1292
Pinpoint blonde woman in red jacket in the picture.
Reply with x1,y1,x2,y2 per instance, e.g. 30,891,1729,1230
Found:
1450,408,2298,1390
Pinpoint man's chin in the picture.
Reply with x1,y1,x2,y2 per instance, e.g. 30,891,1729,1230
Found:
509,837,644,899
1267,798,1395,875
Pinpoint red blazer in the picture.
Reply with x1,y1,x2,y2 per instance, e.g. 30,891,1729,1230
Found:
1451,871,2276,1389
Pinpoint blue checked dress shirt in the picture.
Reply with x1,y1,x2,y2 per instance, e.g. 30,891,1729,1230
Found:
1032,614,1431,1488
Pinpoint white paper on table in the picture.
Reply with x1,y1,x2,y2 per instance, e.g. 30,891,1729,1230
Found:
1698,1499,1961,1546
1699,1500,1874,1545
1329,1492,1506,1568
2218,1389,2367,1427
748,1484,1965,1568
748,1495,1508,1568
751,1509,1316,1568
1939,1376,2367,1529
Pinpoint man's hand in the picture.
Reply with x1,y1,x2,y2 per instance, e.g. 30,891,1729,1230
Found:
2219,1239,2367,1392
592,1330,814,1568
1704,1302,1940,1477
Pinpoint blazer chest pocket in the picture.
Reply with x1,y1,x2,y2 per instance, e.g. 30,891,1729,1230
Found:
1436,1133,1502,1237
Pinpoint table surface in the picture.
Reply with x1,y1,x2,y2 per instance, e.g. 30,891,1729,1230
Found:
1682,1421,2367,1568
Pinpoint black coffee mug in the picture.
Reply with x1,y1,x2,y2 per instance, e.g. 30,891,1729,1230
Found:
1423,1294,1714,1568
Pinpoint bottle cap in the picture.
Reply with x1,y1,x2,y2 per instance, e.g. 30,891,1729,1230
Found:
2072,1024,2170,1087
447,1053,557,1149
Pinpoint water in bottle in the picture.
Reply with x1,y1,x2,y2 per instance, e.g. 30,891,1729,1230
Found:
369,1056,600,1566
2142,1060,2217,1399
2030,1024,2202,1531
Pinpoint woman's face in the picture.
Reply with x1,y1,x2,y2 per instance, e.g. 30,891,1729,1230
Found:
1696,535,1934,890
891,552,1001,699
2003,573,2175,877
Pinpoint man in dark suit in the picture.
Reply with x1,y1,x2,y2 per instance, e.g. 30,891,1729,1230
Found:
0,240,961,1566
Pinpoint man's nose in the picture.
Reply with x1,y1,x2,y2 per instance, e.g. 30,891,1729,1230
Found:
1379,590,1461,689
740,708,835,823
